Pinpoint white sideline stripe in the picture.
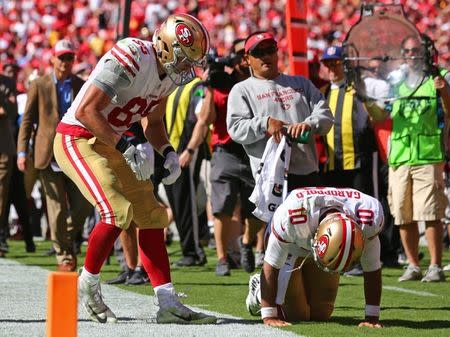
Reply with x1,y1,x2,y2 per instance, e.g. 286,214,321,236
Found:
383,285,438,297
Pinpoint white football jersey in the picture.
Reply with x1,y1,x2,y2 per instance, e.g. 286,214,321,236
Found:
61,38,177,135
266,187,384,269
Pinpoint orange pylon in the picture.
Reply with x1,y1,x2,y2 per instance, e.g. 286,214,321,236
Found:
46,272,78,337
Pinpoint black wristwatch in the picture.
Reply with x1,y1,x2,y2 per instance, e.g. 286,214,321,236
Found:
187,148,195,155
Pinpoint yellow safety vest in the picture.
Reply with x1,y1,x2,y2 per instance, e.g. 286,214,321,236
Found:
165,78,202,151
323,84,365,172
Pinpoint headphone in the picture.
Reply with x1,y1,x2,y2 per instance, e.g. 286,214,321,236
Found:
421,34,439,76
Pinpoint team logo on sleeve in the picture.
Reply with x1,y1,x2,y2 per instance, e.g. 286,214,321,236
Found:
175,23,194,47
316,235,329,258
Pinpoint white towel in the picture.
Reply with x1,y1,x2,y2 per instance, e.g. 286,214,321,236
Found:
249,136,291,222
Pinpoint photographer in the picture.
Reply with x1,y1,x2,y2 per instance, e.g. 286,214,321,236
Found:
181,39,264,276
371,35,450,283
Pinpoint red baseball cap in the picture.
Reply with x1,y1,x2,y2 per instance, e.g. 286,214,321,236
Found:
54,39,75,57
244,32,277,53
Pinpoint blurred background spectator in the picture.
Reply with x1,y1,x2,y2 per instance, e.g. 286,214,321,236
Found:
0,0,448,91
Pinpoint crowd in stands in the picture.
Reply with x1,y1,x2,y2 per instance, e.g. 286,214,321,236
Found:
0,0,448,91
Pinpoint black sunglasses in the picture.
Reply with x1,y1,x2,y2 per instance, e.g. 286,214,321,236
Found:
322,60,342,67
249,46,278,58
402,47,421,55
58,54,75,62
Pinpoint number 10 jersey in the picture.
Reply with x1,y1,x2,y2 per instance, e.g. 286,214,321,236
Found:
267,187,384,268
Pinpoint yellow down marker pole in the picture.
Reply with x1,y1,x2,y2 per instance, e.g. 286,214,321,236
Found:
46,272,78,337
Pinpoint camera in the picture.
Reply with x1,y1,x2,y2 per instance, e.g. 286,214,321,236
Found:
203,49,241,90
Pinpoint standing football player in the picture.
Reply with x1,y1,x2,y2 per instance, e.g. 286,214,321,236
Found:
246,187,383,328
53,14,216,324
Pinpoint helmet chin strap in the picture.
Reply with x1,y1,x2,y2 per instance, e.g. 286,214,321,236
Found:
164,64,195,86
286,252,311,273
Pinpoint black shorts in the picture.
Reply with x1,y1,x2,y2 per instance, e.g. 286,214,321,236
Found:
210,148,256,218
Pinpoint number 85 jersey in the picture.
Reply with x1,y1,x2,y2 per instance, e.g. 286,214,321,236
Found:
61,38,177,136
266,187,384,270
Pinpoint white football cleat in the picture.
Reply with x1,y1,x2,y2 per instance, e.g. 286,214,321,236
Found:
79,276,117,323
246,273,261,316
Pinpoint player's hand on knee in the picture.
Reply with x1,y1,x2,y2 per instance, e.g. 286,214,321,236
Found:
162,146,181,185
263,317,291,327
122,143,153,181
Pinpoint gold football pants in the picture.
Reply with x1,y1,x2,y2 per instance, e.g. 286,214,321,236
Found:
54,133,168,230
279,256,339,322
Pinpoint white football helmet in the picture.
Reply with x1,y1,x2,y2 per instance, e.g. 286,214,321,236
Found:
245,273,261,316
153,13,210,85
311,212,364,273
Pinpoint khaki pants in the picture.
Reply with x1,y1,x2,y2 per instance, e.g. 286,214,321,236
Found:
23,155,39,198
281,257,340,321
40,166,92,264
388,164,447,224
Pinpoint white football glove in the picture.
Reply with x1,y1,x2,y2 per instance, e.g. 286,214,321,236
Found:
122,144,152,181
136,142,155,176
162,151,181,185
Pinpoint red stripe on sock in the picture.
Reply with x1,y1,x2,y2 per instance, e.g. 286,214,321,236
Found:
138,228,171,287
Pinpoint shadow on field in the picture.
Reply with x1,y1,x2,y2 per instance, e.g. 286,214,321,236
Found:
4,254,37,259
383,306,450,311
0,319,45,323
77,317,260,325
332,316,450,329
218,318,261,325
20,263,56,268
338,305,450,312
114,317,141,322
379,273,404,278
1,259,56,268
382,319,450,329
175,282,248,286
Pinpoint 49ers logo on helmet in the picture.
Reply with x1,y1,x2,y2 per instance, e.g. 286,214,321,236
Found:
175,23,194,47
316,235,329,258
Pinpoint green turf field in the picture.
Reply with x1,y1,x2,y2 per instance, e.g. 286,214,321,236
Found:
5,239,450,337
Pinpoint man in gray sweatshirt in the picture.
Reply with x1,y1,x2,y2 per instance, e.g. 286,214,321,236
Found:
227,31,333,190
